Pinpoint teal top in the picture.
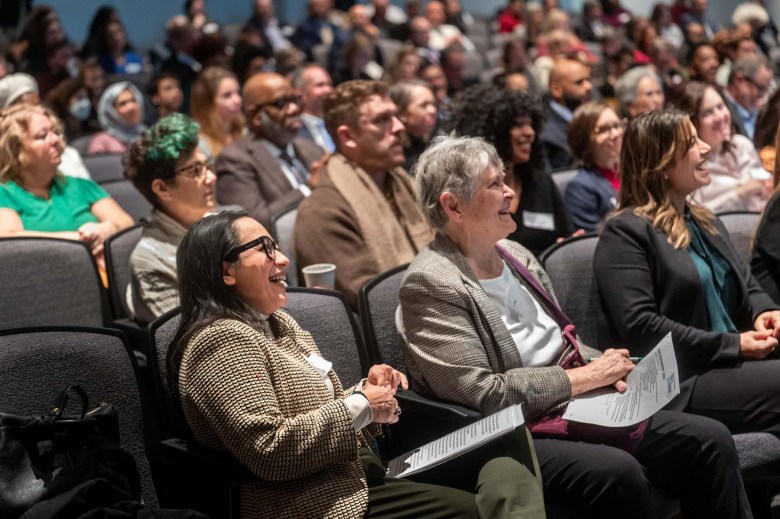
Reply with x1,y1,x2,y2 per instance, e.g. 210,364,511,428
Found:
684,213,739,333
0,176,109,232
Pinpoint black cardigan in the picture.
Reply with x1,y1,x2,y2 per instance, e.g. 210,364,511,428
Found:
751,192,780,305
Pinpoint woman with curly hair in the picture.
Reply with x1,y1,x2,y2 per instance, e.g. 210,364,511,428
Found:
124,113,218,323
448,84,575,256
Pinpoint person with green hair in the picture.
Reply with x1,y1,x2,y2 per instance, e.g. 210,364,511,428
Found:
124,113,219,323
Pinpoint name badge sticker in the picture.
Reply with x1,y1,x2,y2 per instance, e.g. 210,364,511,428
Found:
522,211,555,231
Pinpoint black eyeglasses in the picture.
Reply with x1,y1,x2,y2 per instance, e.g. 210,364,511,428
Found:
175,160,213,180
224,235,281,262
256,95,302,111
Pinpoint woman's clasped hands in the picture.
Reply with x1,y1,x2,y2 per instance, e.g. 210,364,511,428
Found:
362,364,409,425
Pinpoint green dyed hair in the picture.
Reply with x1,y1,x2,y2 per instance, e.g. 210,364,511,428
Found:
124,113,201,207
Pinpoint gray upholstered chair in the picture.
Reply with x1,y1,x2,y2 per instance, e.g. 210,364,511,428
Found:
83,153,125,184
104,223,144,320
718,211,761,267
550,168,579,199
0,328,158,508
539,234,600,346
101,180,153,224
358,263,409,374
270,204,300,287
0,237,109,328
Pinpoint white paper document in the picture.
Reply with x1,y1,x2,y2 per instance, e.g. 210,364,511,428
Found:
562,333,679,427
386,404,525,479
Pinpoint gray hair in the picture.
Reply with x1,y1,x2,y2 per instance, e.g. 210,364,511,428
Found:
728,54,771,84
732,3,769,27
388,79,432,112
413,134,503,230
614,66,661,111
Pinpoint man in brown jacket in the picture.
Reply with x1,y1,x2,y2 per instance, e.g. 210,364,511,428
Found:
215,72,324,228
294,80,434,308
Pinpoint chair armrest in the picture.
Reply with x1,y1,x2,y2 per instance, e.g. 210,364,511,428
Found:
396,390,482,424
161,438,252,481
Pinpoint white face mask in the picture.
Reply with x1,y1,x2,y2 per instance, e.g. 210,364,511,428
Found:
69,98,92,121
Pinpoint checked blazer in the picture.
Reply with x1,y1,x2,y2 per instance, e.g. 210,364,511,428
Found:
178,312,371,518
397,233,600,420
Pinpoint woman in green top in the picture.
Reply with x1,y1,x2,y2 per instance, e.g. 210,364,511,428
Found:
0,104,133,268
594,109,780,438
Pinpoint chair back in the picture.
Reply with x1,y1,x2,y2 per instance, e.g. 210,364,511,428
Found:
539,234,600,346
284,288,368,388
101,180,153,223
105,224,144,319
358,264,409,374
148,308,183,439
69,135,91,155
271,204,299,287
0,238,107,328
550,168,579,199
83,153,125,183
0,327,158,507
718,211,760,267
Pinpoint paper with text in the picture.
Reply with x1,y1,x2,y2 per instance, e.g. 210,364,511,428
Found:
562,333,679,427
386,404,524,478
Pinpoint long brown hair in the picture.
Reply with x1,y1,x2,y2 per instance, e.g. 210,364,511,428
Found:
568,101,615,169
190,66,245,157
618,109,716,249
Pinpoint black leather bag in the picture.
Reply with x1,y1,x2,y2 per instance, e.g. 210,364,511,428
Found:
0,386,142,518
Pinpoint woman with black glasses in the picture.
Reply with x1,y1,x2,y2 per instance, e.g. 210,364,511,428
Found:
124,113,218,323
167,210,546,518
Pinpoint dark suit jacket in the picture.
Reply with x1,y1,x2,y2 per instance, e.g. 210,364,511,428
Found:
594,210,778,407
751,192,780,305
215,135,324,227
723,94,749,139
539,104,574,170
564,168,617,233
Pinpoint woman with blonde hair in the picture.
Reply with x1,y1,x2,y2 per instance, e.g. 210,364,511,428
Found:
595,109,780,441
0,104,133,267
751,121,780,303
190,66,244,159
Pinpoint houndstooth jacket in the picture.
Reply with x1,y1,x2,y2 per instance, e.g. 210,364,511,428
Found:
178,311,371,518
398,233,600,421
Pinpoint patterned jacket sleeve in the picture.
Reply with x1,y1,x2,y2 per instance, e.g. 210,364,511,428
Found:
180,321,360,481
400,266,571,419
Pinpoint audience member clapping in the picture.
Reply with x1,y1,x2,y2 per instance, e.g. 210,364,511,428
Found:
595,109,780,445
0,104,133,269
675,81,771,212
88,81,146,155
190,67,244,160
124,114,217,323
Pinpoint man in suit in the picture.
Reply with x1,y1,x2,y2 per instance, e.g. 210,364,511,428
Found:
294,80,433,308
723,54,773,139
539,59,592,170
292,64,335,152
215,72,325,227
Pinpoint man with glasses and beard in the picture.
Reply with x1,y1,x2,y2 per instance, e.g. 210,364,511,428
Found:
539,59,593,169
294,80,434,308
215,72,325,227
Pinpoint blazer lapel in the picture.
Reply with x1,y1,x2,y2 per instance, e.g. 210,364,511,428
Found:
247,135,295,192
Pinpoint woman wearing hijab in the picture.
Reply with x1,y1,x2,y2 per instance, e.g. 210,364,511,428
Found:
87,81,146,155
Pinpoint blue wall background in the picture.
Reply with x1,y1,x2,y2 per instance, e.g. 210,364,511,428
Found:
50,0,740,52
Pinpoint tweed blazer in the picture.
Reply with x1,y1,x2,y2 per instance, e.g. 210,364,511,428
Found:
179,312,370,518
215,134,324,227
398,233,600,420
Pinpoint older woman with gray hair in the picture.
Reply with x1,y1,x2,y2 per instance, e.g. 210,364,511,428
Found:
614,66,665,119
398,133,752,518
87,81,147,155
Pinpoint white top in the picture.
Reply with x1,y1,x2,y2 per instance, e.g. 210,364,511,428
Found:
480,262,562,367
59,146,91,180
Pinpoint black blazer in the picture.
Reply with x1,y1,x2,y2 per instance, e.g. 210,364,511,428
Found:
751,192,780,304
594,210,777,406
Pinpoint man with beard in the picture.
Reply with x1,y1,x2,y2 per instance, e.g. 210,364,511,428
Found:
539,59,593,169
215,72,324,227
294,80,434,308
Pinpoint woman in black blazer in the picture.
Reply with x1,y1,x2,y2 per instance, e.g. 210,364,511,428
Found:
594,109,780,436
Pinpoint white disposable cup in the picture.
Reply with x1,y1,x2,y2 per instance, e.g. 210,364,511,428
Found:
302,263,337,289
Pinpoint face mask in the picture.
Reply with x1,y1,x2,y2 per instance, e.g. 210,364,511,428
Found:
69,98,92,121
66,57,80,78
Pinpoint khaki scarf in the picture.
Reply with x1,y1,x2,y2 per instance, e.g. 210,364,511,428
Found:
326,154,433,273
